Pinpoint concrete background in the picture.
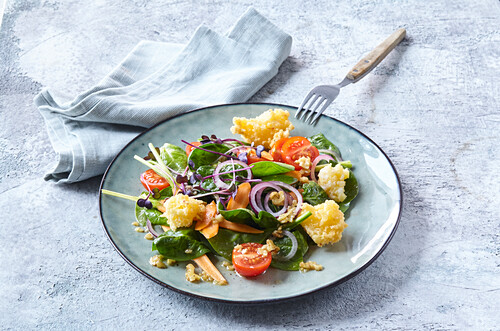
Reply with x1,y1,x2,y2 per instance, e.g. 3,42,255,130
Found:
1,0,499,329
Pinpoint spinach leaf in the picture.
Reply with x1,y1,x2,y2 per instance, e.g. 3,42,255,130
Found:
271,230,309,271
220,208,279,229
250,161,295,177
339,169,359,212
134,187,173,226
207,228,274,260
308,133,342,161
301,182,329,206
187,143,230,170
153,229,210,261
160,143,187,173
259,174,298,185
196,165,218,191
135,206,169,226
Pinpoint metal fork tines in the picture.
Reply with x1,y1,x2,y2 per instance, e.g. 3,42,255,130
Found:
295,85,340,125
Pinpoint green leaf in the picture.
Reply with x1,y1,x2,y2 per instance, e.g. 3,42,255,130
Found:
134,187,173,226
259,174,298,185
250,161,295,177
187,143,230,170
135,206,169,226
219,208,280,229
308,133,342,161
271,230,309,271
301,182,329,206
207,228,274,260
195,165,218,191
153,229,211,261
338,169,359,212
159,143,188,173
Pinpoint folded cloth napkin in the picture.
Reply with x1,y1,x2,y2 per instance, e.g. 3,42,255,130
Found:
34,7,292,183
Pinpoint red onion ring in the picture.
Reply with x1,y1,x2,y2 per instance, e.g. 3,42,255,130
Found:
310,154,335,182
263,190,289,217
146,218,159,238
249,182,282,214
213,160,252,189
273,230,298,261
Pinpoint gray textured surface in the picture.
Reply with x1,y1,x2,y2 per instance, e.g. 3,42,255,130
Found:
1,0,499,329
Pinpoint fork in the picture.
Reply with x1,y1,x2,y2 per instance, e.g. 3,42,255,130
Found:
296,28,406,124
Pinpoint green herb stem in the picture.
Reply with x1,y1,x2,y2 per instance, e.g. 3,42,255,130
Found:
101,189,139,202
294,211,312,223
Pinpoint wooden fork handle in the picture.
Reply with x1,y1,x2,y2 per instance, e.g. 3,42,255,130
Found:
346,28,406,82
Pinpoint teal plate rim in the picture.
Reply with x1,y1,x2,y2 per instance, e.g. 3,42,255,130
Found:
99,102,403,304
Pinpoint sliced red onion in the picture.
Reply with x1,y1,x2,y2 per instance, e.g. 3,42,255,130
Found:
271,181,303,217
273,230,298,261
263,191,289,217
213,160,251,189
249,181,283,214
310,154,335,182
146,218,159,238
318,149,342,162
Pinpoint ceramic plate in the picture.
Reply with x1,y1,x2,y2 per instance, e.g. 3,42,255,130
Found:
99,103,402,303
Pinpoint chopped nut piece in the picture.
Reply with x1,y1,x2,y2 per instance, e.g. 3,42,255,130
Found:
134,227,145,233
185,249,193,254
272,226,284,238
149,255,167,269
257,239,280,257
299,261,323,272
166,259,176,266
222,261,235,271
131,221,139,226
201,271,214,282
269,191,285,206
144,233,154,240
185,264,201,282
277,201,297,224
299,176,310,184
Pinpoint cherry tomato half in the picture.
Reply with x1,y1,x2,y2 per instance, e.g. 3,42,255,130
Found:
281,136,319,170
232,243,272,277
140,169,170,191
270,137,288,163
185,141,201,156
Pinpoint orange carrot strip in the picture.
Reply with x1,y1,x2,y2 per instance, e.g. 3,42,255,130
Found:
161,225,170,232
227,182,251,210
284,170,302,179
201,222,219,239
219,219,263,234
195,201,217,231
193,254,227,285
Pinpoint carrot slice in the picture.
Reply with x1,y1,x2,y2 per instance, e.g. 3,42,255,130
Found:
219,219,263,234
227,182,251,210
195,201,217,231
161,225,170,232
201,222,219,239
284,170,302,180
193,254,227,285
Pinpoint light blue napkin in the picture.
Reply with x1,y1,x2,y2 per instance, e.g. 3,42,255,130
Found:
34,8,292,183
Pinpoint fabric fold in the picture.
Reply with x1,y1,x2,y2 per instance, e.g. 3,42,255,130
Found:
34,8,292,183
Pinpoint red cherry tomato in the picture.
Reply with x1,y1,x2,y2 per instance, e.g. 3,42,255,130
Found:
232,243,272,277
281,136,319,170
140,169,170,191
270,137,288,162
185,141,201,156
